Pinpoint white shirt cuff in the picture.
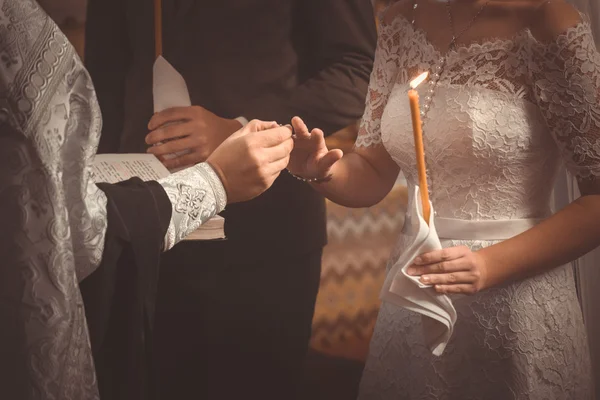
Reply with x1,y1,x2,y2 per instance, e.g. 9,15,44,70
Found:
234,116,249,127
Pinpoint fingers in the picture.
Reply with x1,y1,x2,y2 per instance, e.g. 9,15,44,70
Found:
261,137,294,164
161,152,200,171
146,121,195,145
251,137,293,184
265,154,291,177
412,246,470,266
251,125,293,147
407,257,469,277
434,284,478,295
148,107,197,131
148,136,197,156
406,246,487,295
291,116,310,139
244,120,280,133
308,128,324,144
317,149,343,174
420,271,478,286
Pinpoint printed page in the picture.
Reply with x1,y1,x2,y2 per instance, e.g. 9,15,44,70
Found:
92,154,170,184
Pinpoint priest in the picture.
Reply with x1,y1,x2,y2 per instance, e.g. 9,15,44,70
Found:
0,2,293,399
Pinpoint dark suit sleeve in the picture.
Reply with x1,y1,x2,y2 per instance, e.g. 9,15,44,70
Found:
85,0,131,154
242,0,377,135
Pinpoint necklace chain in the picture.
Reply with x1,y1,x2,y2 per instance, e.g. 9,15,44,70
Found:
410,0,489,193
410,0,490,119
445,0,489,50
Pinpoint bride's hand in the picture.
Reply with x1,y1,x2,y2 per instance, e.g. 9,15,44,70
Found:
406,246,490,295
288,116,343,181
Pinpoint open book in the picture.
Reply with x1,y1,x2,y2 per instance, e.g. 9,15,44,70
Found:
91,153,225,241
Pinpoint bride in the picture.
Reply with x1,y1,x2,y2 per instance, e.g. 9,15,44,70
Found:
288,0,600,398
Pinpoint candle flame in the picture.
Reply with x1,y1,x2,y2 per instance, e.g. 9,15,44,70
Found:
410,72,429,89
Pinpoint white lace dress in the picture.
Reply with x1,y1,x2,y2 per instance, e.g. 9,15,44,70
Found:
355,14,600,400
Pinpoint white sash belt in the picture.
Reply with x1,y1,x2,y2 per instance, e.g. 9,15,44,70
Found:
435,217,543,241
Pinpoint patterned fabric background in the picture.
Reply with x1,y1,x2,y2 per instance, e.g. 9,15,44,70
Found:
311,183,407,361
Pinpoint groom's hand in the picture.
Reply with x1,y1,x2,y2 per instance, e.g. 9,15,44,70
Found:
146,106,242,170
207,120,294,204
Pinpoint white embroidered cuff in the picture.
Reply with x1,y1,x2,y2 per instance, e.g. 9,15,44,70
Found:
159,162,227,251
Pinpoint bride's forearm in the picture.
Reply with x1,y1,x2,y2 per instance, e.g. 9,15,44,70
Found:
310,152,399,208
479,194,600,287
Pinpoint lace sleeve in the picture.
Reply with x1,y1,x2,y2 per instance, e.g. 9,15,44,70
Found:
530,20,600,181
354,22,399,148
159,163,227,251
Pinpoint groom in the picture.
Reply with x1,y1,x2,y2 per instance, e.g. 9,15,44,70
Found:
85,0,377,398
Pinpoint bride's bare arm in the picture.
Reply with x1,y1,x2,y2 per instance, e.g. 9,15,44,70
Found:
475,186,600,290
288,117,399,208
287,13,402,208
320,148,400,207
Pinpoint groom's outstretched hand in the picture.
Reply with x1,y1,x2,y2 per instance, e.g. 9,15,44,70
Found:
207,120,293,204
288,116,343,182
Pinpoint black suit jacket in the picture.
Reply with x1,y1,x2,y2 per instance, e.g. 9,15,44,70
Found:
85,0,376,256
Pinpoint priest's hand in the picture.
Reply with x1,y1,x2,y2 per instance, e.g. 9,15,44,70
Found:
207,120,293,204
287,116,343,182
146,106,242,170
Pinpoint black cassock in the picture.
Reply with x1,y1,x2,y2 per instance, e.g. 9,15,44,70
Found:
0,2,217,399
81,178,171,400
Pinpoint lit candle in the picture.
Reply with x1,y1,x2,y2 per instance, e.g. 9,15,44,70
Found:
154,0,163,59
408,72,431,225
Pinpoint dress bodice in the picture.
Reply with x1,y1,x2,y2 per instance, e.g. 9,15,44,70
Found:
356,15,600,221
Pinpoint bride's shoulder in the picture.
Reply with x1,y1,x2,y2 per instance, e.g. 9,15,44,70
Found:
527,0,584,42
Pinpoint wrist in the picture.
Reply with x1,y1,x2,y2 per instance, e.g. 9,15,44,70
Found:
287,169,333,184
474,248,500,291
198,163,228,212
227,117,243,132
205,159,231,207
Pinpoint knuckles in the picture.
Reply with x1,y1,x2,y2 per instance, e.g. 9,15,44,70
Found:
440,249,452,260
258,173,271,188
436,262,447,273
247,119,263,132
